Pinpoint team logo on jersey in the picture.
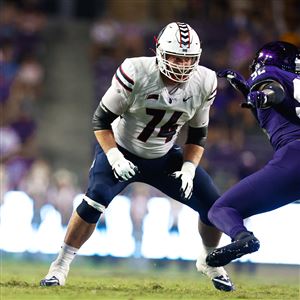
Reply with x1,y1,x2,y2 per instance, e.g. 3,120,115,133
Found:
115,64,134,92
183,96,192,102
169,96,177,103
177,22,190,51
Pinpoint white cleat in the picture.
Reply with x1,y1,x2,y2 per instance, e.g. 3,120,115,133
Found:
196,254,234,292
40,262,69,286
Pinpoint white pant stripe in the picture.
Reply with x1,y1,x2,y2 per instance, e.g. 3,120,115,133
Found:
83,195,106,212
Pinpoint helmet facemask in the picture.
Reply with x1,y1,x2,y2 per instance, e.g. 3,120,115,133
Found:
157,50,200,83
156,22,202,83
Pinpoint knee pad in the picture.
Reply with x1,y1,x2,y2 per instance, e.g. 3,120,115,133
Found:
76,197,104,223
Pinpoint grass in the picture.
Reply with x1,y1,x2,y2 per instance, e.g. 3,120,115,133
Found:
1,254,299,300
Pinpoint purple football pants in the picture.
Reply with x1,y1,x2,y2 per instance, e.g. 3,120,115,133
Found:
208,140,300,239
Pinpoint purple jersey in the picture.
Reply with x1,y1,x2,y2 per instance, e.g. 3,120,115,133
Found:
247,66,300,150
208,67,300,240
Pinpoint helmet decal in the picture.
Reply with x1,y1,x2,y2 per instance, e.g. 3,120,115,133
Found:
177,22,190,51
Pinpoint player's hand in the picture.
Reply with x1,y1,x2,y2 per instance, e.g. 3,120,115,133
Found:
171,161,196,201
106,148,139,181
217,69,249,97
241,91,268,109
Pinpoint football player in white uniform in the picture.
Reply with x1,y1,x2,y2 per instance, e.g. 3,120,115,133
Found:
40,22,234,291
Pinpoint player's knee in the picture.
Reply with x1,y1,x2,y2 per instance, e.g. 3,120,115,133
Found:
76,200,102,223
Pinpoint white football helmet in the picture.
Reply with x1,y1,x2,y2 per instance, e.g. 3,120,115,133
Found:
156,22,202,83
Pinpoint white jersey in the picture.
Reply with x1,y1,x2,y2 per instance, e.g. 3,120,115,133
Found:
101,56,217,159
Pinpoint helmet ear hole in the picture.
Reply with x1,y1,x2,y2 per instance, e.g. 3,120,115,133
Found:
156,22,202,83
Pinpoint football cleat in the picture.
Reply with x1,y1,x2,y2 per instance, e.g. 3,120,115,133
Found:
212,274,235,292
206,234,260,267
40,276,60,286
196,254,234,292
40,262,69,286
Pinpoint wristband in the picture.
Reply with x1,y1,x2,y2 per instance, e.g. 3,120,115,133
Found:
106,147,124,166
181,161,196,178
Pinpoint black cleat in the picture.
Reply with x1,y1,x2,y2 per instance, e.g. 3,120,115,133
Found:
40,276,60,286
206,234,260,267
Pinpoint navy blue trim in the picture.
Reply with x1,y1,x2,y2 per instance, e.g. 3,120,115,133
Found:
115,74,132,92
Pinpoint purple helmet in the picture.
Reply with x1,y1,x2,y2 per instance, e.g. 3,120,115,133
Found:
250,41,300,74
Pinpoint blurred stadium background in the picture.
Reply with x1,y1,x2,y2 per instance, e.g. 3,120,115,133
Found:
1,0,300,277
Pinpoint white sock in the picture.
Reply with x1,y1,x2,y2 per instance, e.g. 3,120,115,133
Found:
202,245,216,255
53,243,78,270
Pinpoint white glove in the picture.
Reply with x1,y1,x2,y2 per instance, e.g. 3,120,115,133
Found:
106,147,138,181
172,161,196,201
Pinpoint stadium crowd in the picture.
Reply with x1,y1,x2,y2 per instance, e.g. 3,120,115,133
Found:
1,0,299,246
0,1,80,227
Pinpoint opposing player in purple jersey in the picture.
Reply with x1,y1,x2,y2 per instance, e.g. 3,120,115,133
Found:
206,41,300,267
40,22,234,291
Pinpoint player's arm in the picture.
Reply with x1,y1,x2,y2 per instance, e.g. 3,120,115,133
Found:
172,123,207,201
93,58,135,152
182,71,215,166
172,76,213,201
92,84,138,181
243,80,285,109
217,69,249,97
181,122,208,186
184,72,215,161
93,100,119,152
184,125,207,164
92,84,125,152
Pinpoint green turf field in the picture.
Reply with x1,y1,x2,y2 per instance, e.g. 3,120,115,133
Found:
1,255,299,300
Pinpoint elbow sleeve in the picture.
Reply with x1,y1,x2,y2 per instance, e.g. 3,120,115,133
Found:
92,102,119,131
185,126,208,147
260,81,285,105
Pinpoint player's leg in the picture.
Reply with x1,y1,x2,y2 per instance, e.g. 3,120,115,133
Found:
146,146,234,291
205,164,277,267
158,159,225,252
40,146,131,286
206,141,300,267
195,219,234,291
205,173,262,268
193,167,234,291
40,210,98,286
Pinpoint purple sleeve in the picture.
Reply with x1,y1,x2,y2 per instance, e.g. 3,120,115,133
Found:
247,66,284,91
